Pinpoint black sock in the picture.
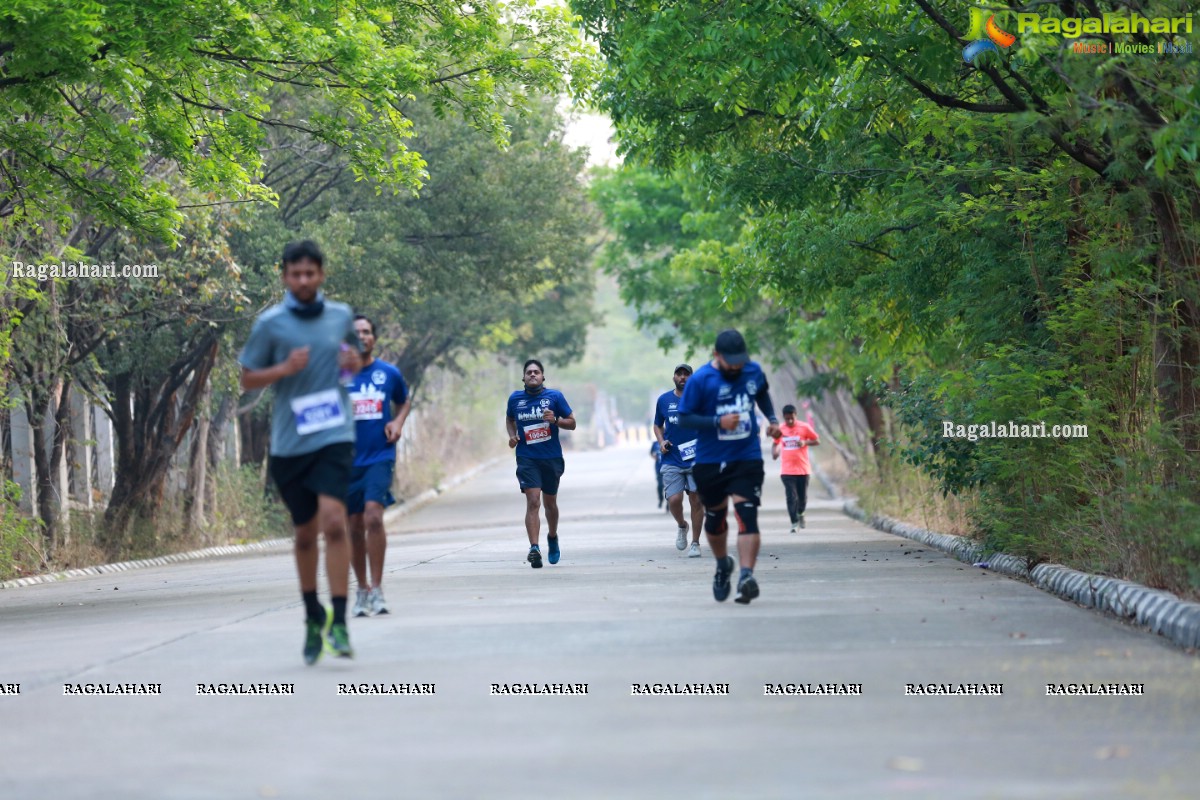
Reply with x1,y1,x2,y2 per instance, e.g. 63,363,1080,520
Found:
331,596,348,626
302,591,323,622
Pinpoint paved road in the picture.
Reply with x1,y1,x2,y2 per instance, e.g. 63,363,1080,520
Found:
1,445,1197,799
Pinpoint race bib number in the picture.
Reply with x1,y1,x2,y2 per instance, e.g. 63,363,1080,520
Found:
679,438,698,461
782,436,802,450
717,412,751,441
352,397,383,421
524,421,552,445
291,389,346,435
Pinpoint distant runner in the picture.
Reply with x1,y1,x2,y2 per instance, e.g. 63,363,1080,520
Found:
238,240,361,663
650,439,665,509
772,403,819,532
677,329,780,604
346,315,411,617
505,359,577,568
654,364,704,557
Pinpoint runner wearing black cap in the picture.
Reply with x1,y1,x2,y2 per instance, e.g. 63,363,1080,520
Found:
676,329,781,603
653,364,704,557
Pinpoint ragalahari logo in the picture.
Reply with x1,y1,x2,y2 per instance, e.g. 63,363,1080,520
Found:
962,6,1016,64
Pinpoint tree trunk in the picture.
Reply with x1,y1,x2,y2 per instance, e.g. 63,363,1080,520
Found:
101,338,220,556
1147,188,1200,467
185,382,211,536
856,390,886,459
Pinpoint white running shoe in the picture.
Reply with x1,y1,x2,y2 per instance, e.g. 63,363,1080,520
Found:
687,542,701,558
368,587,389,616
352,588,370,617
799,514,806,529
789,523,798,534
675,525,688,550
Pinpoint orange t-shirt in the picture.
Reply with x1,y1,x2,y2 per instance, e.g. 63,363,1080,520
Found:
778,421,818,475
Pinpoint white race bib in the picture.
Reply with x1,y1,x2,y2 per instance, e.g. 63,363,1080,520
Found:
524,421,552,445
290,389,346,435
679,438,698,461
717,412,751,441
782,436,802,450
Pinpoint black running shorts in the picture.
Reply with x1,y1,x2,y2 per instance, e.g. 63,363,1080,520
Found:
692,460,765,508
269,442,354,526
515,456,565,495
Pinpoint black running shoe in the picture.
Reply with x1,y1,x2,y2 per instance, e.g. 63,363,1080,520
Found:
528,546,543,569
712,556,735,602
735,574,760,604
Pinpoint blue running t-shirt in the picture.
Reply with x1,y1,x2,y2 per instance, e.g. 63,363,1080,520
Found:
654,390,699,469
676,361,770,464
348,358,409,467
507,388,572,459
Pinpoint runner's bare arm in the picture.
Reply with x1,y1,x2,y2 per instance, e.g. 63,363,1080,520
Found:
554,413,578,431
240,347,308,391
384,399,412,443
506,415,519,448
653,424,672,452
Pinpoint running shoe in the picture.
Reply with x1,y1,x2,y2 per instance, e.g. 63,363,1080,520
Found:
789,523,798,534
528,545,543,569
799,514,806,529
712,556,735,602
368,587,388,616
352,587,370,617
688,542,701,558
735,574,760,605
325,622,354,658
675,524,688,551
302,609,331,666
547,536,560,565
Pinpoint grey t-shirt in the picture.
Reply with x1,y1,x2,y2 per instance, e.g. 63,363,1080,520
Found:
238,300,358,457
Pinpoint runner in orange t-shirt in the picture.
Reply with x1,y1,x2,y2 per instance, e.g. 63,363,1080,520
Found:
771,404,819,532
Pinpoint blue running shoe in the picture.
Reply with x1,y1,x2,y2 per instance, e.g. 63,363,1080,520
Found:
735,574,760,604
528,545,543,569
713,556,735,602
547,536,560,565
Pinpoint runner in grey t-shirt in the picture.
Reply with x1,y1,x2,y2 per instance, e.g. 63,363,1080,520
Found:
238,239,362,665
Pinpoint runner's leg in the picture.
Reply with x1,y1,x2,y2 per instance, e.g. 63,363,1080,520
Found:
543,493,559,538
318,494,351,601
688,490,704,544
349,513,368,588
524,488,542,546
364,501,387,588
731,493,760,571
797,475,810,518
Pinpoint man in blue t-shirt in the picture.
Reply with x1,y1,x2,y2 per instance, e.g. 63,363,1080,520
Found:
677,329,781,605
505,359,576,568
654,363,704,558
346,315,411,618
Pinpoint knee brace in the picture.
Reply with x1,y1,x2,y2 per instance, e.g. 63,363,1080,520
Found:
703,507,728,536
734,501,759,535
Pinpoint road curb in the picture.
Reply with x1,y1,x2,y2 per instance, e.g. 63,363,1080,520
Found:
843,500,1200,650
0,456,504,591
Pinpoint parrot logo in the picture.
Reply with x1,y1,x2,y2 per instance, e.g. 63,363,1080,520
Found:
962,7,1016,64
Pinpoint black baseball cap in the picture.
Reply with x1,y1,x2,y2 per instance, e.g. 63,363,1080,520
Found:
674,363,693,375
714,329,749,366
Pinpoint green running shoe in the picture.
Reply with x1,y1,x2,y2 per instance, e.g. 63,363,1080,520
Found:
302,608,328,666
325,622,354,658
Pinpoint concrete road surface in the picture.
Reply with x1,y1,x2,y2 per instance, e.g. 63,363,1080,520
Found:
1,445,1197,799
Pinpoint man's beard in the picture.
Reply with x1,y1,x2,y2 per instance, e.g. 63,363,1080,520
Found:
719,367,742,381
